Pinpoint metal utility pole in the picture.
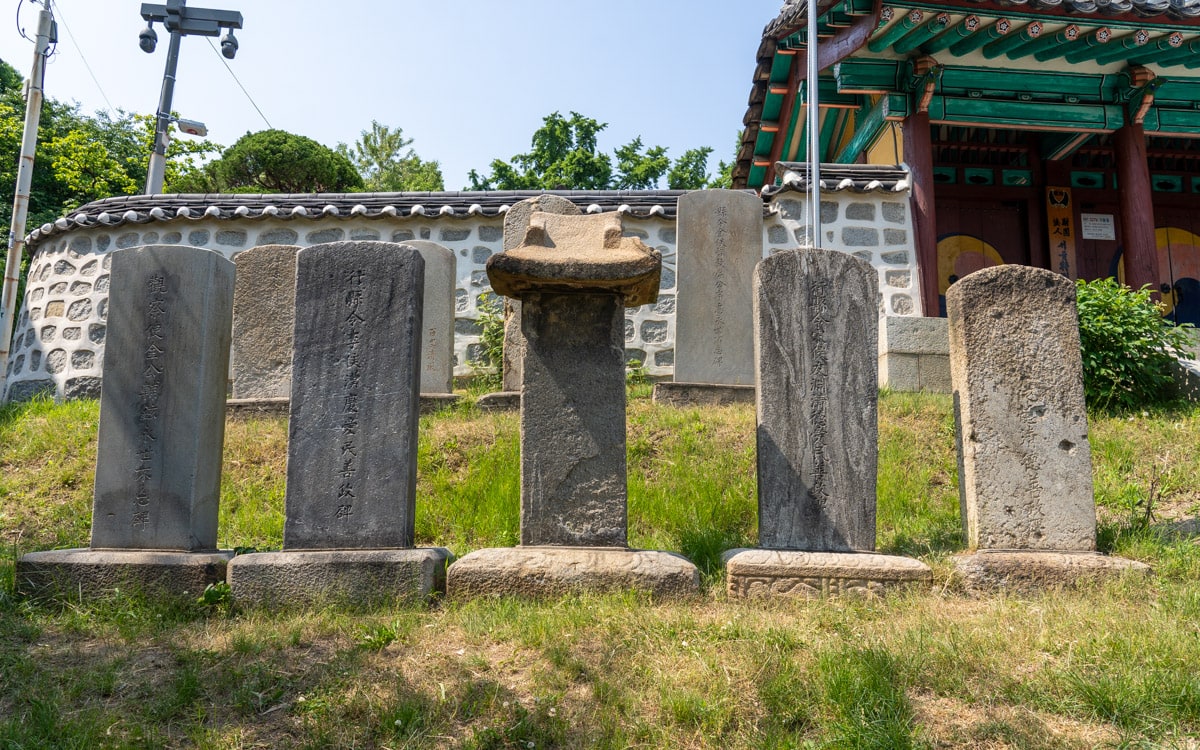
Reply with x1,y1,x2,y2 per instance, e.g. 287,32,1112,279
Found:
0,3,55,382
806,0,822,248
140,0,242,194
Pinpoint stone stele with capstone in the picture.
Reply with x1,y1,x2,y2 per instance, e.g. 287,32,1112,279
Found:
227,242,451,607
947,264,1149,590
476,194,581,412
449,212,700,597
655,189,761,407
17,245,236,600
724,248,932,598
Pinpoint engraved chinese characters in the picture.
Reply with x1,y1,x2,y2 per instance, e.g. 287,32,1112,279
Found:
17,246,235,600
724,247,931,598
283,242,423,549
92,245,234,551
228,241,452,606
673,190,761,387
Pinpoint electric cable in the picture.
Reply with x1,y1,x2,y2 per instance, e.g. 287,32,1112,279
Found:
49,0,115,112
205,36,272,129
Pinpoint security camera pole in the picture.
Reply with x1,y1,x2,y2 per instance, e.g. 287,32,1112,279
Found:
139,0,242,194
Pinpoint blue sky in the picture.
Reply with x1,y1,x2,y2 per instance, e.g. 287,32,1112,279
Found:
1,1,784,189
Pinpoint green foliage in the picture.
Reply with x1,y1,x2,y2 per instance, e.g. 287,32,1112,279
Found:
337,120,444,192
468,111,718,191
203,129,363,193
469,292,506,391
1075,278,1197,412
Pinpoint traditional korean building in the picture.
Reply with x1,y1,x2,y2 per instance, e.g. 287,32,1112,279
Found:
734,0,1200,325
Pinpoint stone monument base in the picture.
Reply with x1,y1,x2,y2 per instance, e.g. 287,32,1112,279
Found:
723,548,932,599
448,546,699,598
653,382,755,407
419,393,461,414
227,397,291,415
16,548,233,600
227,548,452,608
953,550,1151,592
475,391,521,411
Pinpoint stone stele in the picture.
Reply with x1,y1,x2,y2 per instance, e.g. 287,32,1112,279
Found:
726,248,930,598
403,240,457,397
18,245,235,600
227,242,450,605
656,189,762,406
450,212,699,598
231,244,300,401
946,264,1148,589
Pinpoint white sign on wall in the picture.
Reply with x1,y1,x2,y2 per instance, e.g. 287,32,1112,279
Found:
1081,213,1116,241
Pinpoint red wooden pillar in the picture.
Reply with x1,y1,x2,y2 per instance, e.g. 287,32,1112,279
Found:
904,111,940,316
1114,121,1160,293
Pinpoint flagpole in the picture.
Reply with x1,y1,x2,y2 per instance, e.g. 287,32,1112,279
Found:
807,0,822,248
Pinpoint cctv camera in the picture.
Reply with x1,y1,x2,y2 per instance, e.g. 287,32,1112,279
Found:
220,29,238,59
139,24,157,54
176,119,208,137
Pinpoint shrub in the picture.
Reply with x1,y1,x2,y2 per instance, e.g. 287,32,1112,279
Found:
1075,278,1196,412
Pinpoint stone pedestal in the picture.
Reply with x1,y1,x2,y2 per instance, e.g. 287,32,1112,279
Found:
652,382,754,406
17,549,233,601
725,248,931,598
953,550,1151,592
450,547,698,599
878,316,951,393
227,242,450,606
947,265,1147,589
226,549,451,607
17,246,235,600
724,549,931,599
450,211,699,598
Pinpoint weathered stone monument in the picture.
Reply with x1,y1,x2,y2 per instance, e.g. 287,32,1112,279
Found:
654,189,761,407
404,240,458,406
947,265,1149,589
17,245,235,599
227,241,451,606
231,244,301,407
724,248,931,598
476,195,582,411
450,212,699,596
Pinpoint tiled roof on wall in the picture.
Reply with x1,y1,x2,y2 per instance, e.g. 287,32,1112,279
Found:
27,190,762,245
771,0,1200,21
762,163,911,196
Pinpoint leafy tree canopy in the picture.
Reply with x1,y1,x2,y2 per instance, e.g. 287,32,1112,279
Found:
198,129,363,194
337,121,444,192
467,111,721,191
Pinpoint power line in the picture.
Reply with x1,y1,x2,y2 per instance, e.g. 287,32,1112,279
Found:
205,35,272,130
49,0,116,112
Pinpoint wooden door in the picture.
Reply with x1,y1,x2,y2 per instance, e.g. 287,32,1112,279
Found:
934,199,1029,316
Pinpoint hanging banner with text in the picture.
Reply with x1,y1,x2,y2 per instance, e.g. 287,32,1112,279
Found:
1046,187,1077,280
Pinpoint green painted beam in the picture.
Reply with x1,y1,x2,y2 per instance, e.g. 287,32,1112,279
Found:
819,108,843,161
939,67,1104,101
949,18,1012,57
867,7,924,53
1156,78,1200,105
1132,37,1199,67
778,84,806,163
1127,32,1188,65
1149,107,1200,133
1007,24,1082,62
1040,132,1093,161
1064,29,1149,64
1036,27,1113,63
834,59,900,94
1092,31,1172,66
923,15,982,54
892,12,952,55
929,96,1125,130
840,94,902,162
982,21,1044,60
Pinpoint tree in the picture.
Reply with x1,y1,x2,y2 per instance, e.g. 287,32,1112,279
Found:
206,129,363,193
468,111,720,191
337,121,444,192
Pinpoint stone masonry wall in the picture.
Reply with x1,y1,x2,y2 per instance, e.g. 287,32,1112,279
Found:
4,189,919,401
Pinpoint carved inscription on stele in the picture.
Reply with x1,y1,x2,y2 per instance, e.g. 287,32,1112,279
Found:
336,268,366,524
711,205,729,368
132,273,168,531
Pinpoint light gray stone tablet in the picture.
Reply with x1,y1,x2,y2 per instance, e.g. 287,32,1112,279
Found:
404,240,456,395
231,244,300,400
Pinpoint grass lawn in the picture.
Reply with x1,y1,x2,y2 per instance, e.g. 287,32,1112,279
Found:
1,390,1198,749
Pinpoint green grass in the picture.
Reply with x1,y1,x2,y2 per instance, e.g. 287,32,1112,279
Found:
2,391,1200,747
